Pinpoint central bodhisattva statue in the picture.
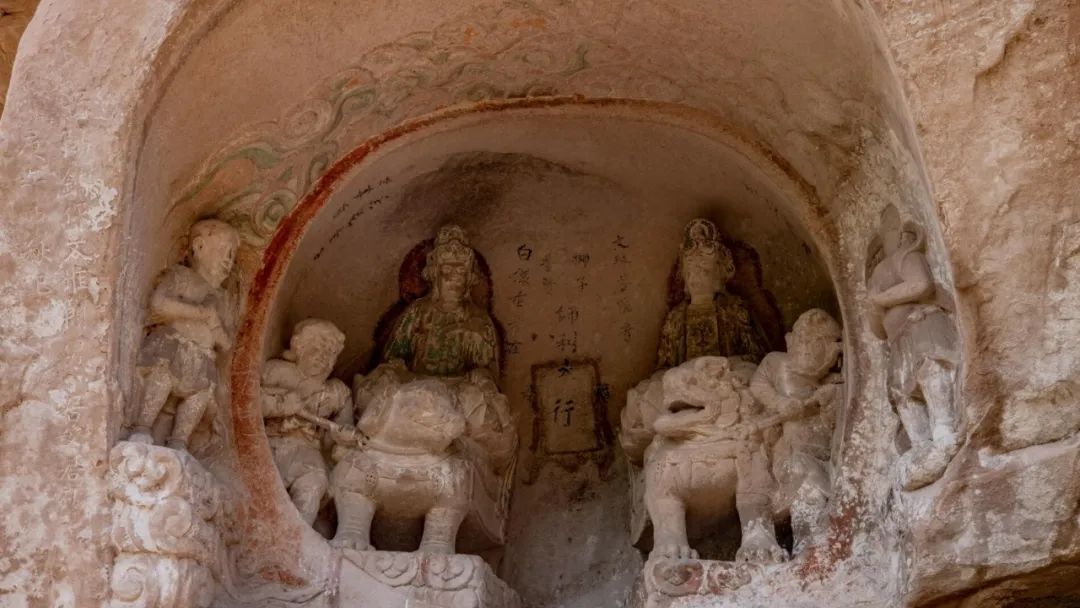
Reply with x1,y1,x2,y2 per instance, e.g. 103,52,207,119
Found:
330,225,516,554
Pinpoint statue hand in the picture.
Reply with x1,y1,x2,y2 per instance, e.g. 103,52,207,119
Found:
282,391,305,416
466,368,496,387
329,425,362,447
811,384,839,407
203,308,231,349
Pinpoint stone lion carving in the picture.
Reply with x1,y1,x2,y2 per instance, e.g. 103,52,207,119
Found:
329,225,516,554
621,356,785,563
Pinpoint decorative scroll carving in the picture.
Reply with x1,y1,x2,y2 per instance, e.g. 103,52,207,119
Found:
867,205,962,490
172,4,693,244
644,557,756,599
108,441,230,608
340,550,522,608
128,219,238,453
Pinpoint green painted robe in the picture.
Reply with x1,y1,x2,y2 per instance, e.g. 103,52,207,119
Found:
656,294,767,369
382,297,500,377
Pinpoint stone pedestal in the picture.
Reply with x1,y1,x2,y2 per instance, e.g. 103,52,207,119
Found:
338,550,522,608
108,441,231,608
632,558,759,608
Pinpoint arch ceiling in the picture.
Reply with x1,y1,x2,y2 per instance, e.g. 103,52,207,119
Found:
117,0,947,600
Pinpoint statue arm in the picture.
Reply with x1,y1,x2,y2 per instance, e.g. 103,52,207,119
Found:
315,379,351,419
381,305,419,363
148,268,215,325
749,355,805,421
656,308,682,369
260,360,302,418
478,317,501,378
870,254,934,309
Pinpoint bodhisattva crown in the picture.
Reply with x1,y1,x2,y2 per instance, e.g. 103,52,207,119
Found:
430,224,475,266
680,218,733,267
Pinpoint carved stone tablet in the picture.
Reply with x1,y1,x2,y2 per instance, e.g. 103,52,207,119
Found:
534,360,600,454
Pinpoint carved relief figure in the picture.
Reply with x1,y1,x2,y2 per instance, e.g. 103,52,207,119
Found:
261,319,351,524
868,206,961,491
750,309,843,555
621,357,786,564
330,225,516,554
382,223,499,378
129,219,238,451
657,219,769,368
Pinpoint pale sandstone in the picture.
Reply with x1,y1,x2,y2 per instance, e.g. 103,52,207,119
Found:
0,1,1076,607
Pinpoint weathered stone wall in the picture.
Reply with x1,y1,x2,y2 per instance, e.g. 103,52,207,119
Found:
0,1,1076,607
871,1,1080,604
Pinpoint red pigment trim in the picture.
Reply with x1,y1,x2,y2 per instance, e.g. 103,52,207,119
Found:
228,95,848,582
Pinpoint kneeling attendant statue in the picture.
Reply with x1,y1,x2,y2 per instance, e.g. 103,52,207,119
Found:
261,319,351,525
331,225,516,554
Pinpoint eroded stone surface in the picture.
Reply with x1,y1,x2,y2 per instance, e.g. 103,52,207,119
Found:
0,1,1077,607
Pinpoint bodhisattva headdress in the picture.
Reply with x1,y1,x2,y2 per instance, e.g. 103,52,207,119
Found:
422,224,478,288
679,218,735,284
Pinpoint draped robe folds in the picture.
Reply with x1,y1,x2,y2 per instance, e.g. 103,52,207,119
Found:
382,297,500,377
657,295,768,369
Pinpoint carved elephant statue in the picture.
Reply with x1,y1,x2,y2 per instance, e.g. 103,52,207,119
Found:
329,364,516,555
330,375,472,554
621,356,786,563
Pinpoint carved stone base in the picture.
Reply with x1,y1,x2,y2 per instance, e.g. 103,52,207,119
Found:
632,557,759,608
108,441,230,608
338,550,522,608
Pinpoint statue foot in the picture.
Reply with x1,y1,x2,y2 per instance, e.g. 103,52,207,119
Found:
735,525,787,564
331,536,372,552
166,438,188,452
128,431,154,445
418,540,455,555
897,442,954,491
651,543,699,560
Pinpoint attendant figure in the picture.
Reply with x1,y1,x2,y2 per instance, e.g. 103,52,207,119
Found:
262,319,350,524
868,206,961,491
750,309,843,554
129,219,238,451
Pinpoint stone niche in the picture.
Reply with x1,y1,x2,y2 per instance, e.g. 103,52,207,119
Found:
249,106,841,608
19,1,1079,607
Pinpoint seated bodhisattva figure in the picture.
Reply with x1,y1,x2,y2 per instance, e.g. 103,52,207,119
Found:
129,219,238,451
331,225,516,555
750,309,843,555
868,206,961,491
657,218,769,369
620,220,785,565
381,224,500,379
261,319,351,525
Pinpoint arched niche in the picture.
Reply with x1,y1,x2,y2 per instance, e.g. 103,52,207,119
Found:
109,0,956,604
213,98,867,604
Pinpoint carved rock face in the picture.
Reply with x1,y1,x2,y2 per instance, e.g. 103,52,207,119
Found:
358,378,466,453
